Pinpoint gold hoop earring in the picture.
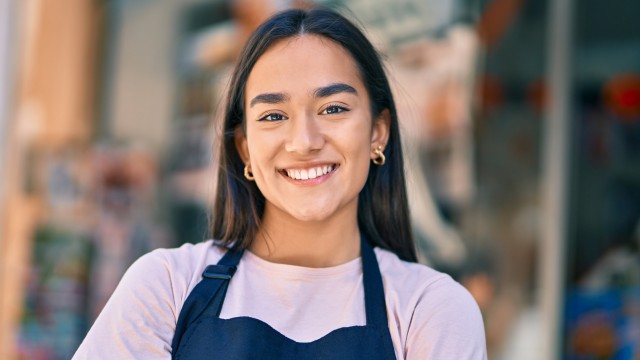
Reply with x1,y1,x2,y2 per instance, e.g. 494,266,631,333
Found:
244,164,255,181
372,145,386,166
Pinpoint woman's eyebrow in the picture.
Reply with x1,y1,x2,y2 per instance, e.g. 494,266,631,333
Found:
314,83,357,98
249,84,356,107
250,92,290,108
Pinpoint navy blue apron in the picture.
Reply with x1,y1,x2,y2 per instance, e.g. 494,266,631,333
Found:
171,237,397,359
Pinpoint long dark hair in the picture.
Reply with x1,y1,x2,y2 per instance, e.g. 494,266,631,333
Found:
212,8,417,262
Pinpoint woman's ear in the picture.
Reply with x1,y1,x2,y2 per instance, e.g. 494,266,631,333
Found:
235,126,250,163
371,109,391,147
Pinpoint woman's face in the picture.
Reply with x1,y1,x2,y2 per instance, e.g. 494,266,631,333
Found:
236,34,389,223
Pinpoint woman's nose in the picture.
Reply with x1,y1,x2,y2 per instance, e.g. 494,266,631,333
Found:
284,115,324,155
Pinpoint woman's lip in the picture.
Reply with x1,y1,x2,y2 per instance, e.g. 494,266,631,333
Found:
278,164,339,184
277,162,339,172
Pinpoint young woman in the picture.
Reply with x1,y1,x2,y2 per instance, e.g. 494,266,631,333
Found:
73,8,486,359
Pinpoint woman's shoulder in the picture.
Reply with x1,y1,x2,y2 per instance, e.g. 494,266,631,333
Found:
375,247,487,358
138,240,226,267
374,246,481,315
124,240,227,300
72,241,229,359
374,247,456,292
130,240,224,274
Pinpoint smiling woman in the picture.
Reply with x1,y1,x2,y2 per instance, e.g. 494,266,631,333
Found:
72,8,487,360
238,34,387,256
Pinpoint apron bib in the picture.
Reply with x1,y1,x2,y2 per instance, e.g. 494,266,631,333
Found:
171,237,397,360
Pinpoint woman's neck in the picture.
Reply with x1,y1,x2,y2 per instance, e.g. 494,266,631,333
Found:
248,204,361,268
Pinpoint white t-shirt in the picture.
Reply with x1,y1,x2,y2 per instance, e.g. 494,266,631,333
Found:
73,240,487,359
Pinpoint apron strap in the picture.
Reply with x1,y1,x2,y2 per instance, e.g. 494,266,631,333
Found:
361,237,390,328
171,247,244,356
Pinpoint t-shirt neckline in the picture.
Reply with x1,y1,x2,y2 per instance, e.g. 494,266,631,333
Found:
241,249,362,278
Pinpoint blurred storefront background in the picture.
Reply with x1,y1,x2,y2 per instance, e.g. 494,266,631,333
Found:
0,0,638,359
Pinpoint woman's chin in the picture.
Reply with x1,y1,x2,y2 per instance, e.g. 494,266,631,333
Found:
286,207,335,223
264,197,354,224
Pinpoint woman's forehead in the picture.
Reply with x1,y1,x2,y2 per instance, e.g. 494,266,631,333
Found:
245,35,365,98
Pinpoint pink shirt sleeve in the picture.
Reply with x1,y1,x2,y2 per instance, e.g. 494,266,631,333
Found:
404,276,487,359
72,251,178,359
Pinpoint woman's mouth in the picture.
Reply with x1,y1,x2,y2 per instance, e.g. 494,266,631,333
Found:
279,164,339,180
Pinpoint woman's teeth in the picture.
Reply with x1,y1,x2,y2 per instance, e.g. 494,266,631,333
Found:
285,165,334,180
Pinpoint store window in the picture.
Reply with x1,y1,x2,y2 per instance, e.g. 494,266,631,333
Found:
564,1,640,359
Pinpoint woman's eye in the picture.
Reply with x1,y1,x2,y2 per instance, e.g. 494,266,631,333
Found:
322,105,349,115
258,113,287,122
